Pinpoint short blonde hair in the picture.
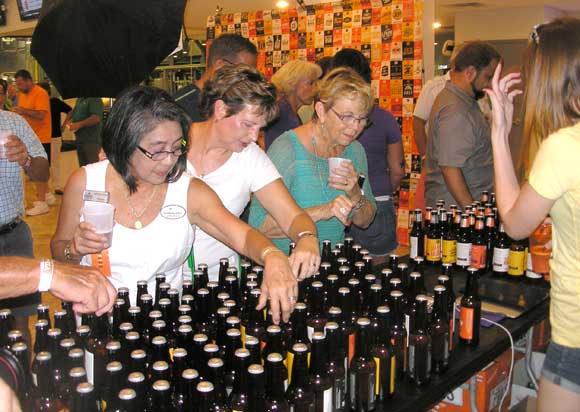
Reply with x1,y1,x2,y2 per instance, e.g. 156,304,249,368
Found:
315,67,373,118
271,60,322,98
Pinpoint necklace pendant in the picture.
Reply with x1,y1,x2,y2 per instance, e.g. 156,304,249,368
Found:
134,220,143,230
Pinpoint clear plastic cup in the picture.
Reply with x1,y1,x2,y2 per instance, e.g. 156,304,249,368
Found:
530,221,552,278
83,203,115,248
328,157,352,179
0,131,10,159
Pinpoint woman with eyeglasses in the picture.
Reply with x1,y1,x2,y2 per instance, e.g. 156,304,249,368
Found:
186,65,320,282
51,86,301,324
485,18,580,411
250,67,376,252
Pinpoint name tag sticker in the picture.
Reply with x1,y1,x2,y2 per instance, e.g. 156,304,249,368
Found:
83,190,110,203
160,205,186,220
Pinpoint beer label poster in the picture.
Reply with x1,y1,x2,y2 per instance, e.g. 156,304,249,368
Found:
207,0,424,244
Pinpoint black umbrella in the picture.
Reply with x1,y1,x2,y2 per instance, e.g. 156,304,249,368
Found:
31,0,186,98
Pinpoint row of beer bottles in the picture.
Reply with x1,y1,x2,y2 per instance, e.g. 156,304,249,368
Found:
409,209,543,282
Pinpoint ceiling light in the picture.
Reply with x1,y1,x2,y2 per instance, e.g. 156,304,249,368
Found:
276,0,289,8
434,42,438,46
433,22,442,29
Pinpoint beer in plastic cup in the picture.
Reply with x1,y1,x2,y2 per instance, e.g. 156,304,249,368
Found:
83,203,115,248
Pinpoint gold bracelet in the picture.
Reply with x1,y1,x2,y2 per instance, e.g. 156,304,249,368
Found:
260,246,285,262
297,230,317,241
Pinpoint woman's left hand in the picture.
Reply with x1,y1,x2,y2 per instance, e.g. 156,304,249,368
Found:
328,160,362,199
484,61,523,138
289,236,321,281
256,252,299,324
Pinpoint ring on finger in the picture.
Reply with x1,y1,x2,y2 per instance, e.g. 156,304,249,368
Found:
289,295,296,302
339,207,347,215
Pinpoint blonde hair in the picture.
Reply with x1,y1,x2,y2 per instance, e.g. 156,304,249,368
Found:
521,17,580,172
314,67,373,118
271,60,322,98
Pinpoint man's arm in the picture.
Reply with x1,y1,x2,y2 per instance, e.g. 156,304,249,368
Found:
0,257,117,316
4,134,49,182
387,141,405,190
440,166,473,208
412,116,428,157
68,114,100,132
12,107,47,121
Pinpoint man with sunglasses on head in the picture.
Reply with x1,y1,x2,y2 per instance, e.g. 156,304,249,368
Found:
424,41,500,208
174,33,258,123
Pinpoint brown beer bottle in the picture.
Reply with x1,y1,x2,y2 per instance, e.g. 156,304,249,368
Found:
431,285,450,374
371,306,396,401
285,343,316,412
229,348,251,412
30,352,69,412
308,332,333,412
407,295,431,386
264,353,290,412
349,317,377,412
459,267,481,346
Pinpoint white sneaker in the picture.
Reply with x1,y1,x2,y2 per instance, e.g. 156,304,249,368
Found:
26,201,49,216
45,192,57,206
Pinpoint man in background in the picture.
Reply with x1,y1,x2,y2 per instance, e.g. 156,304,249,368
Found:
424,41,500,208
65,97,103,167
173,33,258,122
12,69,53,216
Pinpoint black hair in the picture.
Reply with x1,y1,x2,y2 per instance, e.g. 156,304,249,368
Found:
316,57,334,78
199,65,278,123
102,86,191,193
453,41,501,73
14,69,32,81
332,48,372,84
0,79,7,95
207,33,258,67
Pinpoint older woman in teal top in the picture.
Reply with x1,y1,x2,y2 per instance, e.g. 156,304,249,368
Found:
250,67,376,252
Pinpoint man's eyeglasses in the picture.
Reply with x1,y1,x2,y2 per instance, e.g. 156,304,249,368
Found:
137,145,185,161
330,107,369,127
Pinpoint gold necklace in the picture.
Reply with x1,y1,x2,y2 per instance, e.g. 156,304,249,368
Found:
124,185,159,229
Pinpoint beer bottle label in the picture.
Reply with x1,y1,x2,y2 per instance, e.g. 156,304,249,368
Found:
508,250,526,276
390,356,396,395
493,247,509,272
334,374,346,409
442,239,457,264
349,370,376,409
323,387,333,411
410,236,419,259
459,307,474,339
374,357,381,395
456,242,472,266
85,349,94,384
470,245,486,269
286,351,295,385
426,237,441,262
348,333,355,365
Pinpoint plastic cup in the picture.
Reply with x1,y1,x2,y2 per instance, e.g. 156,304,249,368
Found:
0,131,10,159
83,203,115,248
328,157,352,179
530,222,552,276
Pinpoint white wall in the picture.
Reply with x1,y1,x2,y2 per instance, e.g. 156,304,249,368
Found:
422,0,435,82
455,6,546,42
0,0,36,36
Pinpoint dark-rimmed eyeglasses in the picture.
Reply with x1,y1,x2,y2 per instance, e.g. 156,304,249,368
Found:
330,107,369,127
137,145,185,161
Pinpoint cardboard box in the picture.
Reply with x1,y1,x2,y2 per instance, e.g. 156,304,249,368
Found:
430,349,513,412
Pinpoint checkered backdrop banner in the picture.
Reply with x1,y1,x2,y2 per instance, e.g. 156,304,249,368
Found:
206,0,424,245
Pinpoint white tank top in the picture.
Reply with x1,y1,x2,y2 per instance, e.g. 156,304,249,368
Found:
80,160,195,305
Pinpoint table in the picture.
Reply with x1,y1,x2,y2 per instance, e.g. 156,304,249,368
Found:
375,263,550,412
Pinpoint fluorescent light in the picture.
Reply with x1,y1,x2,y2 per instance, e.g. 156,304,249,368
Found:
433,22,442,29
276,0,289,8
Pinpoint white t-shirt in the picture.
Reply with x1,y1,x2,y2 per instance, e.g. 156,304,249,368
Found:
186,143,281,279
413,72,450,121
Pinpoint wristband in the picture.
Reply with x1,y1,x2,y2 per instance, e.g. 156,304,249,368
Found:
38,258,54,292
260,246,284,262
297,230,317,240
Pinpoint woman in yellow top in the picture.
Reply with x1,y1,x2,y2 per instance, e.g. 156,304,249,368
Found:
486,18,580,411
